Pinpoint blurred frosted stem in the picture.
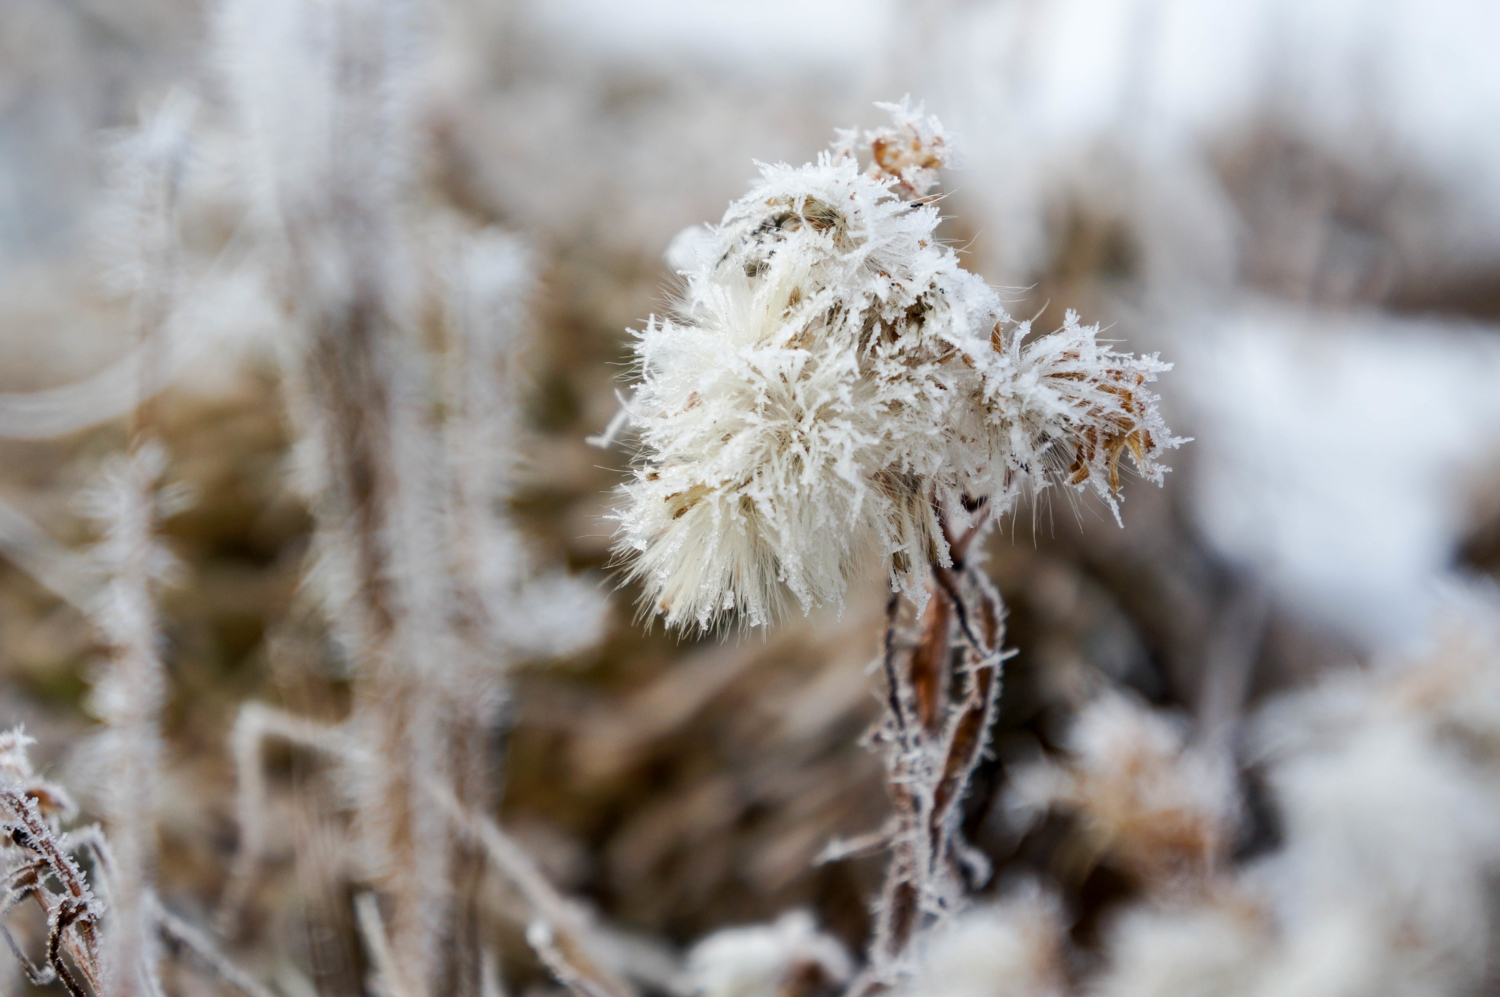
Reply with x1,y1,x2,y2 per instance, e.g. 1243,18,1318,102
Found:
79,443,191,997
219,703,358,929
440,231,556,997
0,496,97,610
118,91,194,440
435,787,638,997
215,0,607,989
150,893,277,997
355,891,419,997
2,106,194,996
34,104,195,993
221,0,459,990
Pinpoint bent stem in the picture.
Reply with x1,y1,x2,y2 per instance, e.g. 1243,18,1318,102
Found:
851,500,1008,995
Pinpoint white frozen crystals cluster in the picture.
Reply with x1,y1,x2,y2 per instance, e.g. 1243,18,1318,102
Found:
613,102,1180,630
832,98,954,200
684,910,853,997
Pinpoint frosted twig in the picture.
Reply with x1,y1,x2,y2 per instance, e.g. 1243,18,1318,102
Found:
220,702,358,931
815,819,899,866
0,495,97,610
847,502,1009,995
150,892,277,997
78,441,187,997
0,784,105,996
528,921,632,997
479,946,507,997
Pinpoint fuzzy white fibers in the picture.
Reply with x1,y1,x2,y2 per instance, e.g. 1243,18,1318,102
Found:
685,910,853,997
1096,717,1500,997
1249,699,1500,996
896,886,1068,997
613,103,1180,630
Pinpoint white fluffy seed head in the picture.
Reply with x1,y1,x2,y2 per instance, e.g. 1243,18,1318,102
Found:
686,910,853,997
613,103,1182,632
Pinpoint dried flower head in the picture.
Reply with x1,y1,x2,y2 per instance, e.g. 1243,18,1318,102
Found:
897,886,1068,997
1008,691,1234,888
612,101,1181,631
686,910,853,997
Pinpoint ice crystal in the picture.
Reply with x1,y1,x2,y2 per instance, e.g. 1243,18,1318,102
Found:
614,103,1181,630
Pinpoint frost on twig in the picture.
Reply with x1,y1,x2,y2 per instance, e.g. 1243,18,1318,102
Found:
0,456,267,996
846,504,1011,994
148,893,275,997
218,702,360,931
355,890,419,997
0,729,103,997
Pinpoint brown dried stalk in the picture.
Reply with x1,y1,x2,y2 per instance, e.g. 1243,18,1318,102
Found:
0,786,105,997
849,499,1010,995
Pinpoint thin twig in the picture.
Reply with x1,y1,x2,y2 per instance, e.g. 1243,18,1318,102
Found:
151,892,277,997
845,499,1008,995
433,785,638,997
355,891,418,997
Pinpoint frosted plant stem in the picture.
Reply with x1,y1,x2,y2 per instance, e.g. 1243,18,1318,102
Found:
851,503,1007,995
149,892,276,997
79,444,194,997
0,786,105,996
0,496,97,610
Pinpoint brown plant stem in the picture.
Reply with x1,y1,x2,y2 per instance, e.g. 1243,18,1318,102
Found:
849,501,1008,995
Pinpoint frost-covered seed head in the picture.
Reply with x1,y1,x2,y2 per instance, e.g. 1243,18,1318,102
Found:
896,886,1067,997
1008,691,1233,887
613,102,1182,631
685,910,852,997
